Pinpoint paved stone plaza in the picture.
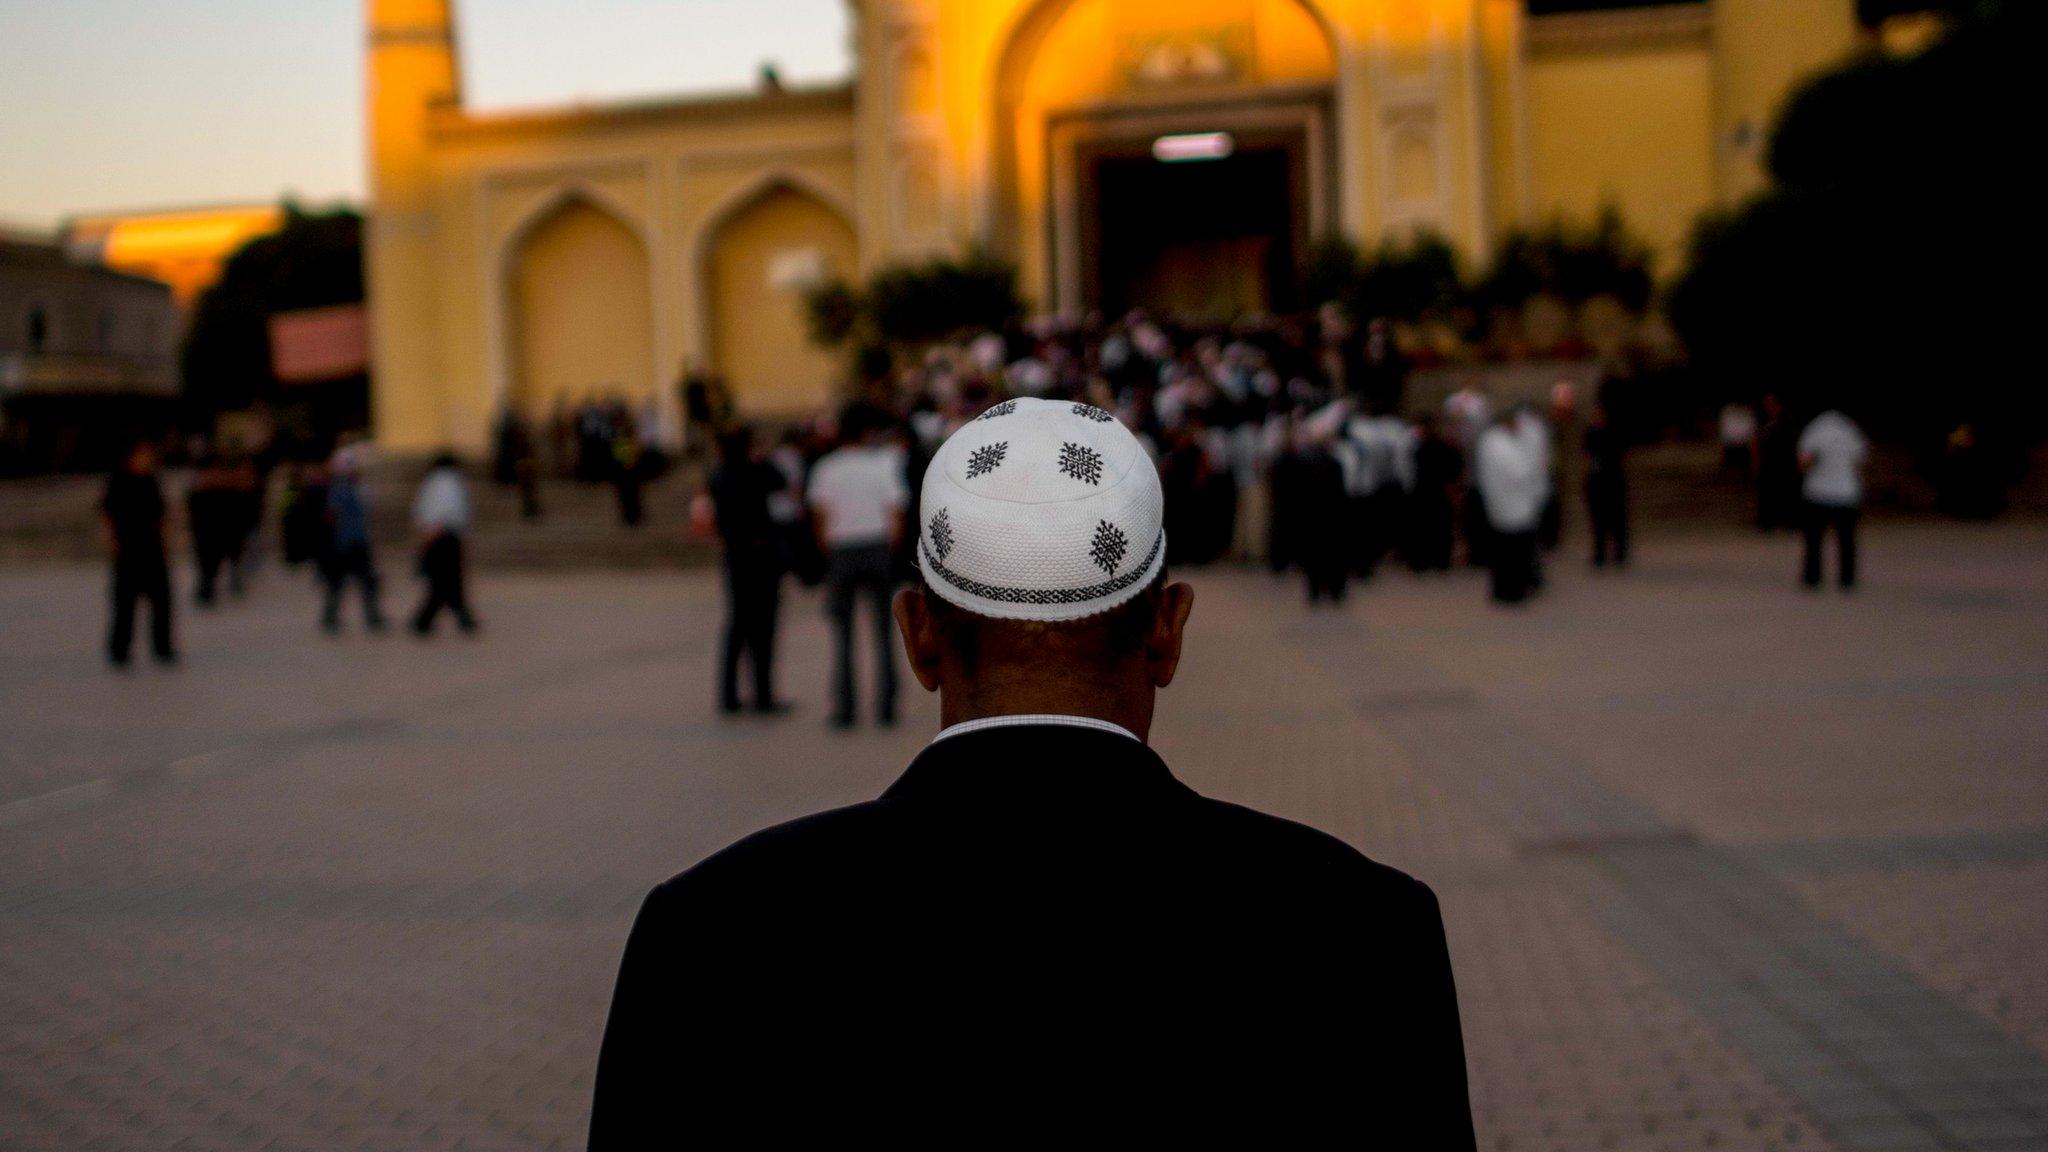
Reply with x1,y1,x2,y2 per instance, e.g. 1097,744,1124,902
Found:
2,523,2045,1150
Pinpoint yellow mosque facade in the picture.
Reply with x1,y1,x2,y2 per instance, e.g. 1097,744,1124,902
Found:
366,0,1860,453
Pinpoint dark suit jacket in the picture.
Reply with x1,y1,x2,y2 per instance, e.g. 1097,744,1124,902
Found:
590,724,1474,1145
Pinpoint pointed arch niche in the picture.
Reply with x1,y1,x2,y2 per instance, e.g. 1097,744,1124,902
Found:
501,189,656,421
694,175,858,418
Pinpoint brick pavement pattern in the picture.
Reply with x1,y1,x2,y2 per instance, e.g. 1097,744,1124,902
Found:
2,523,2045,1150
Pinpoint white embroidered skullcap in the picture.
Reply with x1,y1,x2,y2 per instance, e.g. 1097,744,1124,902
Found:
917,397,1166,622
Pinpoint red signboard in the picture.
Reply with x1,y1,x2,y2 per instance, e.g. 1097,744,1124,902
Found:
268,304,368,383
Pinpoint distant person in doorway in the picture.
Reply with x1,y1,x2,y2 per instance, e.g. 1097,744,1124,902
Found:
807,403,908,728
707,426,789,715
410,452,477,635
494,411,543,520
590,398,1475,1142
612,430,645,527
1476,409,1544,604
102,439,176,668
1797,408,1868,591
321,447,385,634
1583,401,1630,568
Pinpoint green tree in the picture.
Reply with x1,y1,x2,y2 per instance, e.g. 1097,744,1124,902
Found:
1669,1,2040,456
181,205,364,416
1302,230,1467,322
1472,207,1654,316
804,249,1023,353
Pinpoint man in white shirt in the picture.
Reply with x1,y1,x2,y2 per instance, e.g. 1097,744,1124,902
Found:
807,403,909,727
1476,409,1544,604
1797,408,1869,590
410,452,477,635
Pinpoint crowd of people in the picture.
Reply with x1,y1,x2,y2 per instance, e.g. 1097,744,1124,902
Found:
693,310,1884,721
492,394,674,528
98,438,478,667
98,311,1872,688
693,312,1616,722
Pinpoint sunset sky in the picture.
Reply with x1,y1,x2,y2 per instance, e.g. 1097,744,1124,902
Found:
0,0,851,230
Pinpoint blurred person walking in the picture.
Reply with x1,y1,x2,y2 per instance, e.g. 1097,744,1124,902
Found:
101,439,176,668
278,460,330,567
320,448,385,634
807,403,908,728
590,398,1474,1142
1797,407,1868,591
1476,410,1544,604
186,444,241,606
1347,410,1413,579
189,443,259,605
1583,401,1630,568
766,428,822,587
707,427,789,715
1264,413,1307,574
1406,414,1460,573
410,453,478,635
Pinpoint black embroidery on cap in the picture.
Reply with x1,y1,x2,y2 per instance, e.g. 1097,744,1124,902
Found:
1058,442,1103,485
1072,403,1114,423
977,399,1018,420
966,441,1008,479
928,507,954,560
920,530,1163,607
1089,519,1129,573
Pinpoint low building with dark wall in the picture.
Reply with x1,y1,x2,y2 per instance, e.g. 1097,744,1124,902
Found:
0,229,180,474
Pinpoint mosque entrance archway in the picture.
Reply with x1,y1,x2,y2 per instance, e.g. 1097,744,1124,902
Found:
993,0,1339,317
1063,108,1322,319
700,181,858,418
506,195,655,422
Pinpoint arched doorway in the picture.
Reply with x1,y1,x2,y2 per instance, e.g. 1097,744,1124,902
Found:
506,196,655,421
701,181,858,418
993,0,1339,318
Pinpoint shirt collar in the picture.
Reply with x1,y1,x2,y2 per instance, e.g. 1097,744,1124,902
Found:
930,713,1140,745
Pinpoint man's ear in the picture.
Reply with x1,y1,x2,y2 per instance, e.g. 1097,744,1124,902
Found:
1147,581,1196,689
893,587,944,693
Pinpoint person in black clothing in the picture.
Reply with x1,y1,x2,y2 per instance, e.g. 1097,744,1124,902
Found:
591,404,1474,1143
1407,413,1461,573
706,427,788,715
102,440,176,667
612,432,645,527
1583,401,1630,567
186,446,237,606
1296,435,1351,604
